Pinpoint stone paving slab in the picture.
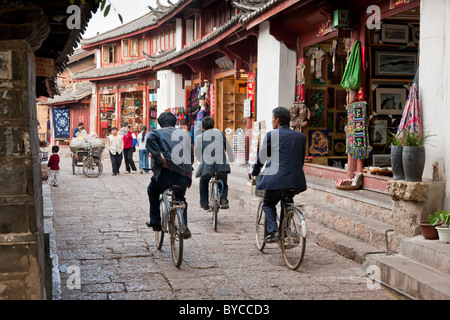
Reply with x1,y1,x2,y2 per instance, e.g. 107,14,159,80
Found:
50,148,397,300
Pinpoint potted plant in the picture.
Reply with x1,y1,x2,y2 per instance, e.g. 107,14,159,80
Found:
429,210,450,243
387,131,404,180
419,219,443,240
402,131,433,182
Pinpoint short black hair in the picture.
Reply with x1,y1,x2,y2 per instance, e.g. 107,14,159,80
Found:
111,127,118,131
272,107,290,127
158,112,177,128
78,122,84,127
52,146,59,153
201,116,214,131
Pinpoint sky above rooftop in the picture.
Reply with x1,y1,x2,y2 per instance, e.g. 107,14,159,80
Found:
82,0,164,40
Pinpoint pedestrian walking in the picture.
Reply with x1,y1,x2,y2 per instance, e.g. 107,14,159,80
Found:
106,127,123,176
137,125,150,174
123,125,137,174
47,145,60,187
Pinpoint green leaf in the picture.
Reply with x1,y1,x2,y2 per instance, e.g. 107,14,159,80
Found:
100,0,106,11
104,4,111,17
118,13,123,24
70,0,75,4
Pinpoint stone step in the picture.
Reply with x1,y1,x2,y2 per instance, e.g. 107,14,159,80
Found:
304,175,394,225
363,253,450,300
400,236,450,275
239,194,390,264
302,200,402,251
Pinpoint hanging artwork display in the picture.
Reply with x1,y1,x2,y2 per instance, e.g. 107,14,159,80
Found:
307,90,327,127
346,101,369,159
52,107,70,139
308,130,329,157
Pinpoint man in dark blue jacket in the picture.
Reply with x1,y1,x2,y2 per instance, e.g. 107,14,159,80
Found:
195,116,234,210
252,107,307,243
146,112,194,239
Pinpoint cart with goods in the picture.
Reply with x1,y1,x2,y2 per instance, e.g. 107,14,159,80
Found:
70,137,105,178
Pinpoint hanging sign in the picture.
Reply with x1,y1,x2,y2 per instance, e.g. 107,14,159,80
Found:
247,72,255,112
243,99,251,118
390,0,410,9
36,57,54,78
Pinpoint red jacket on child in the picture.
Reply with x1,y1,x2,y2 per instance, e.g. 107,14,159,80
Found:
48,154,60,170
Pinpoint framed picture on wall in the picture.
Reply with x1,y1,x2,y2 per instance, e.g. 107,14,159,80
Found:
373,154,391,167
336,90,347,110
375,87,407,115
370,115,392,147
374,51,418,77
381,24,410,44
308,130,329,157
335,112,348,133
307,90,328,127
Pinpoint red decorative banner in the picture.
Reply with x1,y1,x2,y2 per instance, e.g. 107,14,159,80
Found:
247,72,255,112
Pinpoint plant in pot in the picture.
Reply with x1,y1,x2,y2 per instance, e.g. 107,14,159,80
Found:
429,210,450,243
387,131,404,180
402,131,433,182
419,217,443,240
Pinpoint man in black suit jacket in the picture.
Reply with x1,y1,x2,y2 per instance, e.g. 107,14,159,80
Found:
252,107,307,243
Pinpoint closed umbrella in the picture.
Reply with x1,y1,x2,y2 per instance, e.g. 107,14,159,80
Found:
396,70,422,143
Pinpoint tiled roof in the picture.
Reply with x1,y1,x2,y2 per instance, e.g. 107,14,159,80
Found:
73,48,176,80
38,81,92,105
81,0,187,46
147,15,242,68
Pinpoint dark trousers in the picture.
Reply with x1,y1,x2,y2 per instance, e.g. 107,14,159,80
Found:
123,147,136,172
109,151,123,174
147,168,191,227
199,173,228,205
262,190,293,234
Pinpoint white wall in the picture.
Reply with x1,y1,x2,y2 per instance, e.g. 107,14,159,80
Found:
420,0,450,209
175,18,182,51
156,70,185,121
256,21,296,131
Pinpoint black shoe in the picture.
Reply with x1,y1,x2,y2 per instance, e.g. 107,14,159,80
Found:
146,221,162,231
264,231,280,243
220,199,229,209
183,227,192,239
200,204,210,211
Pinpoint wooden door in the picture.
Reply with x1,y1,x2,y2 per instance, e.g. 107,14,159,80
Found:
70,103,90,139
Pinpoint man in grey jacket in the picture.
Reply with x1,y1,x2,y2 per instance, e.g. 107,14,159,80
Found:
195,116,234,210
146,112,194,239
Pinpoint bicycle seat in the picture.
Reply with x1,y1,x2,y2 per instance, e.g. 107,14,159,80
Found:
167,185,184,192
281,189,302,198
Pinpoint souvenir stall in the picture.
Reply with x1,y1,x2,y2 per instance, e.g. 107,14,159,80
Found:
99,93,116,138
120,91,144,133
149,88,157,129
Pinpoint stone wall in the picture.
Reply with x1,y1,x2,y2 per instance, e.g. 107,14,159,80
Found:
0,40,47,299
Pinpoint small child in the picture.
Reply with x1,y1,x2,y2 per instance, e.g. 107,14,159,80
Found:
47,146,60,187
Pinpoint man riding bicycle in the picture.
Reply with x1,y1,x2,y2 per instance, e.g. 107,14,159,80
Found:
251,107,307,243
146,112,194,239
194,116,235,210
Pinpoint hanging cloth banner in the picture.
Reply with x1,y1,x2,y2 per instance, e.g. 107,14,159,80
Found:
346,101,369,159
52,106,70,139
341,41,363,90
396,70,422,143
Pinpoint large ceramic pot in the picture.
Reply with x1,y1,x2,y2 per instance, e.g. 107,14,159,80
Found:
402,146,425,182
390,145,405,180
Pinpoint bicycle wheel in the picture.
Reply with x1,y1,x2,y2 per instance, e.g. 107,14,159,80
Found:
155,196,166,250
170,208,184,268
211,183,219,231
255,200,266,251
83,157,103,178
280,208,306,270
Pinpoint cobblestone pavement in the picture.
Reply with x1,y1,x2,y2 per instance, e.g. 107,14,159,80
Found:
51,148,396,300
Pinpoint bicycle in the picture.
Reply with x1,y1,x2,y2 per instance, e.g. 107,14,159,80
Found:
208,173,224,231
255,190,307,270
155,185,187,268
